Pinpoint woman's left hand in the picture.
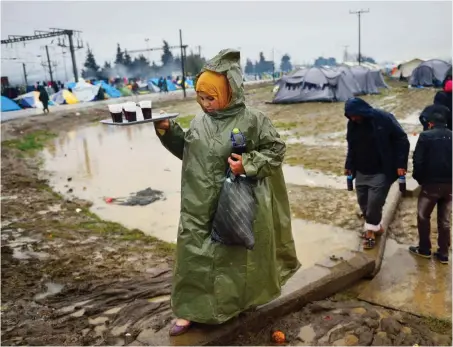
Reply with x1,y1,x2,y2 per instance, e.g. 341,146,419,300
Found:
228,153,246,175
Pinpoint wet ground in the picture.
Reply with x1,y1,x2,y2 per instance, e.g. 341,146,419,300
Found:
2,81,451,346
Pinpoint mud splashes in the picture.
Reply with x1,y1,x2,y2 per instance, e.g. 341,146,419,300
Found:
34,282,64,301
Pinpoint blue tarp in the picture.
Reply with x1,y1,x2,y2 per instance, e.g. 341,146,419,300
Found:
1,96,21,112
66,82,77,90
148,78,177,91
94,81,122,98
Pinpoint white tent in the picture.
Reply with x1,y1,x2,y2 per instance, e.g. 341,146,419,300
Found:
391,58,424,79
72,79,101,102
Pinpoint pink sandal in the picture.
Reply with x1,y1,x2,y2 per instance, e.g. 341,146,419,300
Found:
169,320,192,336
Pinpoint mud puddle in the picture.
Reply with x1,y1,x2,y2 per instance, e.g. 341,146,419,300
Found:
41,123,182,243
285,131,345,147
42,123,351,243
291,219,358,267
284,165,345,190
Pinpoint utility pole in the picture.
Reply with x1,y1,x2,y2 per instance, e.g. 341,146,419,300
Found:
196,45,201,56
22,63,28,85
179,29,186,98
67,31,79,81
45,45,54,83
349,9,369,65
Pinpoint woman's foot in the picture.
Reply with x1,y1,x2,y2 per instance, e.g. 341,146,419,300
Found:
169,318,191,336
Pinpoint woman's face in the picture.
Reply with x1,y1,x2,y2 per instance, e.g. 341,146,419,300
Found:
197,91,220,113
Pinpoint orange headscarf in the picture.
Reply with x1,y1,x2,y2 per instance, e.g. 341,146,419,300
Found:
196,71,232,110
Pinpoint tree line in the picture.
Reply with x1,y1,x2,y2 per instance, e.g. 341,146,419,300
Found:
244,52,293,75
82,41,206,80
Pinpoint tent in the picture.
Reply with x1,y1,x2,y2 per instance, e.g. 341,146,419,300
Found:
15,91,55,108
71,79,101,102
272,67,355,103
119,87,133,96
336,66,362,95
1,96,21,112
369,69,389,89
349,66,379,95
410,59,452,87
94,81,122,98
391,58,424,79
51,90,79,105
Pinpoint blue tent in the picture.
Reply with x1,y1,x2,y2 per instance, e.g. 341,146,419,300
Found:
148,78,177,91
1,96,21,112
94,81,122,98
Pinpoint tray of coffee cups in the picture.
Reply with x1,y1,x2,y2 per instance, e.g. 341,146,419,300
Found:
101,101,179,126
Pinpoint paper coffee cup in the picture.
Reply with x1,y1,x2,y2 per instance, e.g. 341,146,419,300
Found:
108,104,123,113
139,100,152,108
124,102,136,112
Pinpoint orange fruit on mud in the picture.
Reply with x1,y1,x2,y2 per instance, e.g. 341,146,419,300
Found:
272,330,286,343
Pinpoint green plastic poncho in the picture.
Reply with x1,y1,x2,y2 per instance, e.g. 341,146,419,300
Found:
156,49,300,324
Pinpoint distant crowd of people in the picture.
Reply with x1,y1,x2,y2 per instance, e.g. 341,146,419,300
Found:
345,78,452,264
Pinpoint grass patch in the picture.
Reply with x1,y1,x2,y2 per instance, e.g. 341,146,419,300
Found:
2,130,56,154
176,114,196,128
80,210,175,256
273,121,298,130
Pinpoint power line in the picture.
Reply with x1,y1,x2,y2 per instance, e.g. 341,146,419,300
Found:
349,9,369,65
1,28,84,81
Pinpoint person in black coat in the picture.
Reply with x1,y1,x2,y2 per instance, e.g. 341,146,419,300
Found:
38,85,50,113
344,97,410,249
433,80,452,130
410,105,452,264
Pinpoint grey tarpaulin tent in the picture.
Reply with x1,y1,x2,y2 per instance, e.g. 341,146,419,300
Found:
336,66,362,95
349,66,379,95
409,59,452,87
272,67,355,103
370,70,389,89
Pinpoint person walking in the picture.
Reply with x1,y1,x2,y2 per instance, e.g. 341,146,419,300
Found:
409,105,452,264
433,80,452,130
38,85,50,114
154,49,300,336
344,97,410,249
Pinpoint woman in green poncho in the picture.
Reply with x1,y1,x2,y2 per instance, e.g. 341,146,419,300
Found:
155,49,300,336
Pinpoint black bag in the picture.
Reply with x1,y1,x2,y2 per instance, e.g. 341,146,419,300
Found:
211,170,256,250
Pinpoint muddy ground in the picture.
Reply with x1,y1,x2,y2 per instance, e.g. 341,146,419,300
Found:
1,82,450,346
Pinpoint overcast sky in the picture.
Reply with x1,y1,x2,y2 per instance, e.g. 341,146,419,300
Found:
1,0,451,84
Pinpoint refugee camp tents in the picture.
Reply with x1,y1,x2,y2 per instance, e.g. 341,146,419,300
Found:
391,58,424,79
94,81,121,98
72,79,101,102
370,69,389,89
1,96,21,112
119,86,133,96
15,91,55,109
51,90,79,105
272,67,355,103
349,66,379,95
410,59,452,87
336,66,362,95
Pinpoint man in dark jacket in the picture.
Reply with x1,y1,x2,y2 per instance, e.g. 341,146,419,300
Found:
433,80,452,130
344,98,410,249
422,80,452,130
410,105,452,264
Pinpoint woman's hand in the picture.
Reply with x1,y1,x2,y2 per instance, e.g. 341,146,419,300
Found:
228,153,246,175
155,110,170,130
155,119,170,130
